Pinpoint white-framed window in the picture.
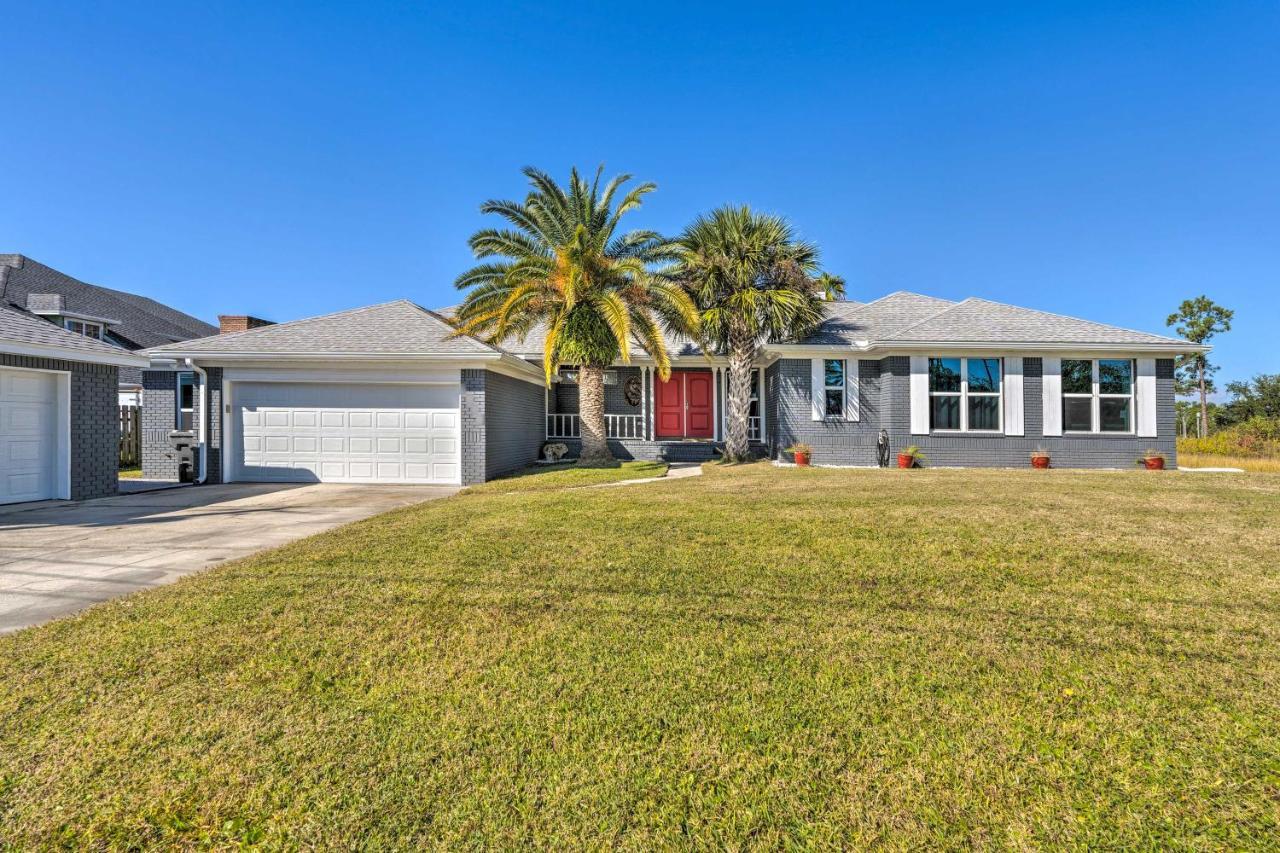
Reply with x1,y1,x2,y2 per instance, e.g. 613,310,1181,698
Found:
929,357,1002,432
1062,358,1133,433
823,359,845,418
65,319,102,339
176,372,195,430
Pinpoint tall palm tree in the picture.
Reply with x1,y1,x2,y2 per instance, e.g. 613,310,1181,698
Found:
671,205,841,462
452,166,698,462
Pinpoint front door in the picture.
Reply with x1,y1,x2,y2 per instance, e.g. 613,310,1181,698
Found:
654,370,715,439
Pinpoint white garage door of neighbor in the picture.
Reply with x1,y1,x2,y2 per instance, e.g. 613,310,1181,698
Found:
234,382,462,484
0,368,59,505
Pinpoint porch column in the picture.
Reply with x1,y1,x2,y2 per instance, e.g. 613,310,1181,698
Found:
544,383,550,439
757,367,766,443
646,366,655,441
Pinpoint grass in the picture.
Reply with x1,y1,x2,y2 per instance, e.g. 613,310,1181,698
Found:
1,464,1278,847
1180,452,1280,473
118,466,143,479
461,459,668,493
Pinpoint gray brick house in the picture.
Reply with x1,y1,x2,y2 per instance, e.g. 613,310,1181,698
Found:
0,305,148,504
139,292,1202,487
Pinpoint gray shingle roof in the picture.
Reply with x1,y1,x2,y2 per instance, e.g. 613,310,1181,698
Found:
145,300,501,357
0,255,217,350
0,305,149,365
799,292,956,344
882,297,1190,346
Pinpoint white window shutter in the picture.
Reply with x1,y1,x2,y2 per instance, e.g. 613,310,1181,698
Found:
1136,358,1157,437
810,358,824,421
909,356,929,435
1042,357,1062,436
1004,356,1024,436
846,359,860,421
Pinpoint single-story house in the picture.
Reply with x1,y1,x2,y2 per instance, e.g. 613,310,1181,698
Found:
0,254,218,407
139,292,1203,485
0,305,148,504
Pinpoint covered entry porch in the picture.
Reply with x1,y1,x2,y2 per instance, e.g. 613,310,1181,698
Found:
544,364,765,452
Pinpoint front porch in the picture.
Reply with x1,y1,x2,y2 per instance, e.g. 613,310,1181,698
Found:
544,365,766,455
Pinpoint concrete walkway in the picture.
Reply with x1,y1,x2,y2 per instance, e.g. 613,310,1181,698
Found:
0,483,455,634
594,462,705,488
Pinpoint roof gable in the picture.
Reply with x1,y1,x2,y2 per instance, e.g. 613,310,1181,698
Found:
145,300,500,357
0,305,149,365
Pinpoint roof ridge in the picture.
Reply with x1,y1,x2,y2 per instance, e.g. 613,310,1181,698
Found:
401,301,501,354
954,296,1189,344
878,297,971,340
147,300,417,350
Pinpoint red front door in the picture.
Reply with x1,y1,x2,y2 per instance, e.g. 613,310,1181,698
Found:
655,370,714,439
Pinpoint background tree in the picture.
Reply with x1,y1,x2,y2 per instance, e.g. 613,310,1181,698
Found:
1166,296,1233,437
671,206,840,462
452,166,697,462
1223,373,1280,423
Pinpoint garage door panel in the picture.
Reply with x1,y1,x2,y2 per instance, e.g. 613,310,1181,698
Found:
234,381,461,485
1,369,60,504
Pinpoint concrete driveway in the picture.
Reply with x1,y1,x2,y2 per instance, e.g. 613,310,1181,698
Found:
0,483,458,634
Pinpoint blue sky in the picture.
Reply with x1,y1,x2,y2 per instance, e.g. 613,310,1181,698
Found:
2,1,1276,385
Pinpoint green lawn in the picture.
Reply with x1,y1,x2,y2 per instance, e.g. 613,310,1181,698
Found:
461,459,668,493
118,466,143,479
2,465,1278,847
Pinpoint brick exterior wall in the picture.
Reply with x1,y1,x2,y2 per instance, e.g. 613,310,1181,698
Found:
460,369,487,485
141,367,223,482
771,356,1178,468
483,371,546,480
0,353,118,501
141,370,179,479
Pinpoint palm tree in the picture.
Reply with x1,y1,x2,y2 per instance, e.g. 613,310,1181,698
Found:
670,205,841,462
452,166,698,462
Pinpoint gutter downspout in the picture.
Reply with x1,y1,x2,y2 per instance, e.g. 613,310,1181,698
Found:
183,358,209,485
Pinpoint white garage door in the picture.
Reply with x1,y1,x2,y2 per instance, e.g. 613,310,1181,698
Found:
0,368,59,505
233,382,462,484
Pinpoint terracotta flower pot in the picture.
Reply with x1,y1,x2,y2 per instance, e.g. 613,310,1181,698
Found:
1144,457,1165,470
1031,456,1050,469
897,453,915,469
793,451,811,467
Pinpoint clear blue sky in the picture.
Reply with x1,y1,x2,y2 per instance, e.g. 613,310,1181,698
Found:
3,1,1276,385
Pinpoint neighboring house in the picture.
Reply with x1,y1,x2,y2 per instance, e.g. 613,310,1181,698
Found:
0,255,218,406
0,305,148,504
140,292,1203,486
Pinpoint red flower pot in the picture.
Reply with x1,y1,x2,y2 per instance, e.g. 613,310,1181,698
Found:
1143,457,1165,470
1031,456,1050,469
897,453,915,469
793,451,811,467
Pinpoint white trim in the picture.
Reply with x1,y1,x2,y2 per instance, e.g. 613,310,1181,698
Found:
221,366,463,385
146,350,545,382
769,341,1207,356
909,356,929,435
29,308,121,326
1004,356,1024,436
810,358,824,421
846,358,860,421
757,367,767,439
1042,357,1062,436
0,338,149,367
1136,358,1157,438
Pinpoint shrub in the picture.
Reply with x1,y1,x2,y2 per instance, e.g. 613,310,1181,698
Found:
1178,417,1280,458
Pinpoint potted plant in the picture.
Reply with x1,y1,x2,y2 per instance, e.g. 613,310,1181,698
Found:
786,443,812,467
897,445,925,469
1030,447,1051,469
1138,449,1166,470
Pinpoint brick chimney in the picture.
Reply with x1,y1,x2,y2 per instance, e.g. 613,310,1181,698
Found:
218,315,274,334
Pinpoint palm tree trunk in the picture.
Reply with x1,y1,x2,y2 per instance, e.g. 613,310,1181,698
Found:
578,365,612,463
724,324,755,462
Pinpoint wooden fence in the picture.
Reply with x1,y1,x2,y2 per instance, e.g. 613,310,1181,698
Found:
119,405,141,467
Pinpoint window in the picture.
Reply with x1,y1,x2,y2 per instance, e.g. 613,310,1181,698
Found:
929,357,1002,431
823,359,845,417
176,372,195,430
65,320,102,339
1062,359,1133,433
